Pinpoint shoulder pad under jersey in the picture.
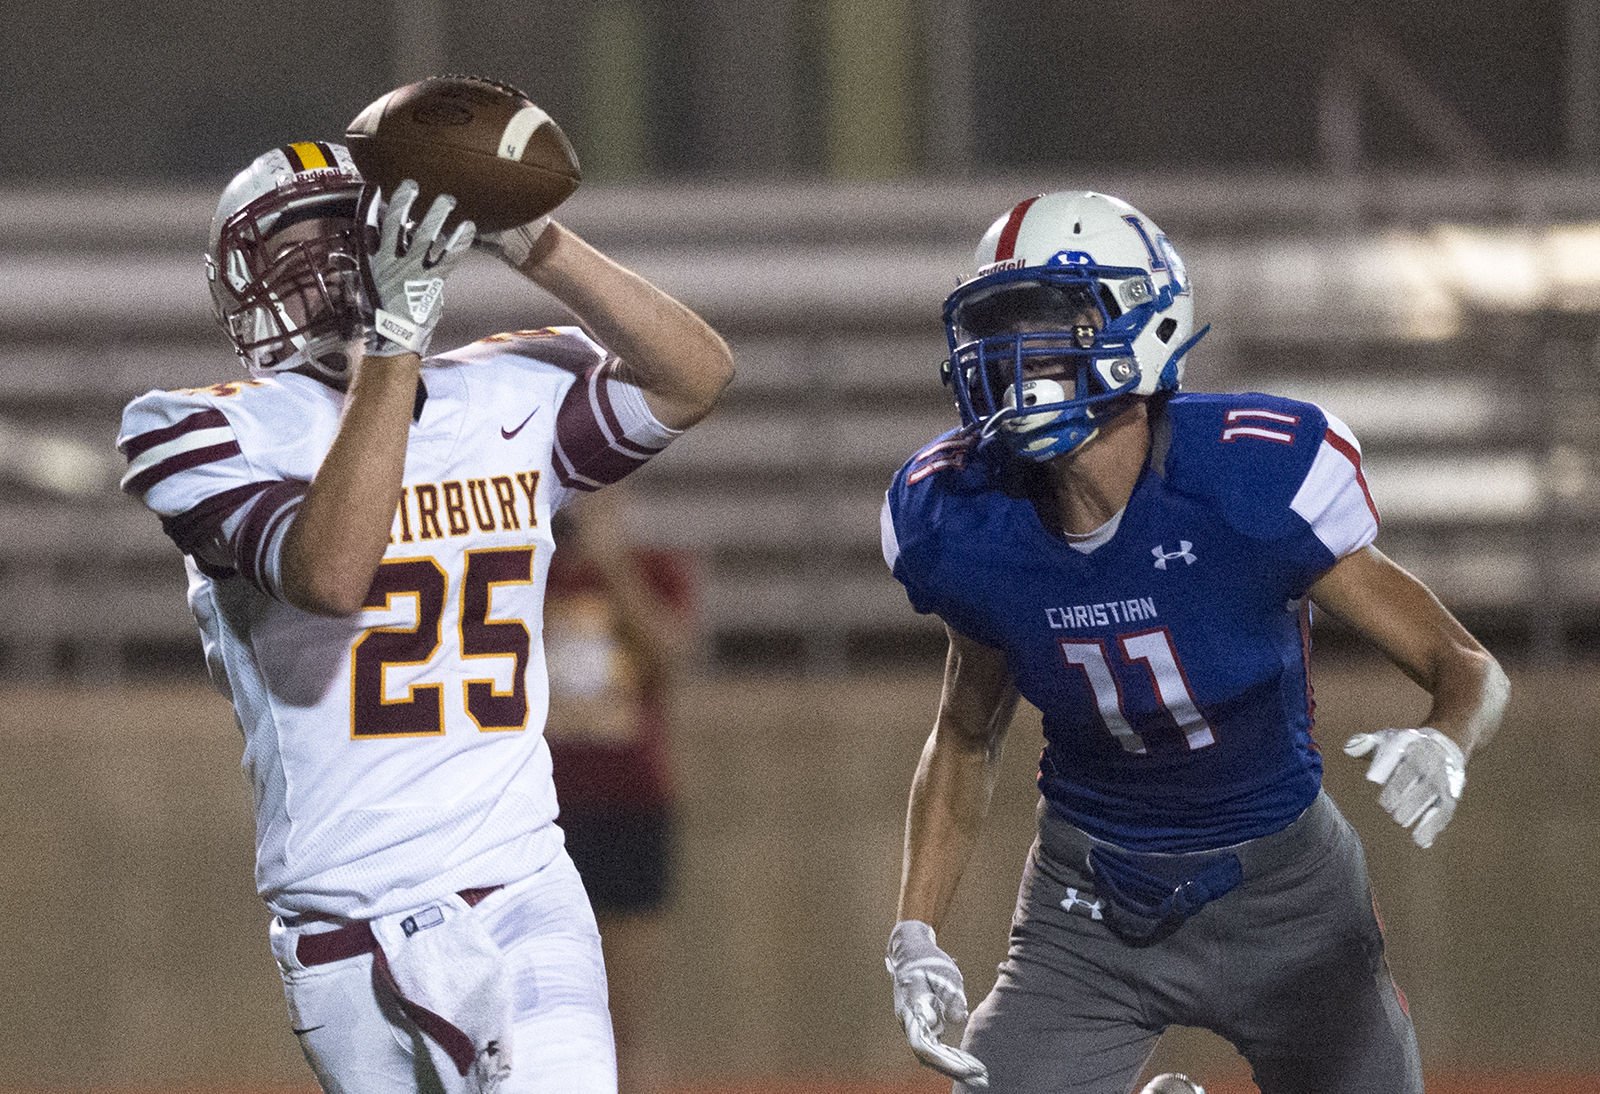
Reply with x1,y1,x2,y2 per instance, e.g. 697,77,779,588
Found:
432,326,609,374
118,377,326,588
118,379,292,510
1157,392,1378,558
883,427,997,610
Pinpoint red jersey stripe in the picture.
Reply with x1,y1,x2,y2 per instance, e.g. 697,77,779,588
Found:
1321,429,1380,525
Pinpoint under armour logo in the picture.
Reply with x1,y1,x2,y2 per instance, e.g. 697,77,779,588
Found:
1152,541,1196,570
404,278,445,323
1061,887,1104,920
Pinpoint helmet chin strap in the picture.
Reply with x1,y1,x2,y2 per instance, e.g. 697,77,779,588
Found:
988,364,1139,461
242,286,358,382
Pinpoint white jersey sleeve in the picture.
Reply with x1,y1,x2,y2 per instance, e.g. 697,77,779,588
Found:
118,380,310,600
1288,408,1380,559
445,327,681,509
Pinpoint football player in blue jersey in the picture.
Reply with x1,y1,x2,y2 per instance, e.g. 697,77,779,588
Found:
879,191,1509,1094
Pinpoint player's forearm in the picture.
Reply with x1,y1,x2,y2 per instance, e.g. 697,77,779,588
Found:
280,356,420,616
516,223,734,429
1309,547,1508,758
897,729,1004,928
1421,644,1509,759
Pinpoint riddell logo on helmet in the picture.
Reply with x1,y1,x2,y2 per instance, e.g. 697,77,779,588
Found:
976,257,1028,276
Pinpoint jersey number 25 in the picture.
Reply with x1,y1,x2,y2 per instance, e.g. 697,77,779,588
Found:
351,547,534,737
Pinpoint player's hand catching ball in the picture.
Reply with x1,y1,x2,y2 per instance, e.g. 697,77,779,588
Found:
885,920,989,1088
1344,727,1466,849
360,179,475,358
474,215,552,273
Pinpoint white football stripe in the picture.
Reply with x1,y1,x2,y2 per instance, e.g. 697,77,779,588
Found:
499,105,551,161
346,89,398,137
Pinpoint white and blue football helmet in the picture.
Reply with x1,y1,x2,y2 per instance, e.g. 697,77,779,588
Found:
943,191,1209,461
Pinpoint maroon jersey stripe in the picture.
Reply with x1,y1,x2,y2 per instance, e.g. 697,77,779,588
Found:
552,434,651,489
232,481,309,590
253,499,304,591
538,334,606,375
123,440,243,496
119,408,229,460
551,362,670,489
589,364,629,444
161,481,276,556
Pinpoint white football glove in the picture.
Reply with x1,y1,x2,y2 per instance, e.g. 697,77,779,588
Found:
885,920,989,1089
360,179,475,357
1343,727,1467,849
474,215,552,272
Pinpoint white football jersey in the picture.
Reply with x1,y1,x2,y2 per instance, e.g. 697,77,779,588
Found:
118,328,677,918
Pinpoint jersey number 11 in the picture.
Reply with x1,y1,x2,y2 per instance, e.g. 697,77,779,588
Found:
1059,627,1215,754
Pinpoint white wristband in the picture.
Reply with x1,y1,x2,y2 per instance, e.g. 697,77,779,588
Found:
501,216,552,270
371,308,426,356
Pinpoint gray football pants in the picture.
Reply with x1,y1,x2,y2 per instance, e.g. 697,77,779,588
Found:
957,793,1422,1094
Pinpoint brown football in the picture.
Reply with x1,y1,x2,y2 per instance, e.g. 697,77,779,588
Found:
344,75,581,233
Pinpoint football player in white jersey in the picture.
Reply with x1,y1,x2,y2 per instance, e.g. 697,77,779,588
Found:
117,139,733,1094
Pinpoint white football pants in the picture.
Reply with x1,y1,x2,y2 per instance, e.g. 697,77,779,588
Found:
268,851,617,1093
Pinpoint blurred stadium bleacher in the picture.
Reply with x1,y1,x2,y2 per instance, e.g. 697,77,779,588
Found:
3,173,1599,677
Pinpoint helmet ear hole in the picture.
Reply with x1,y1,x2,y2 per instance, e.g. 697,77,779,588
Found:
1156,317,1177,343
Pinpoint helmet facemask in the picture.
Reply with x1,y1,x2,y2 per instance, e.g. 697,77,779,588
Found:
208,174,367,381
943,191,1211,463
944,266,1156,461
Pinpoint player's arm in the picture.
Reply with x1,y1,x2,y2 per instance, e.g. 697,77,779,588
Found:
284,184,474,616
486,222,734,429
1309,544,1510,845
898,623,1021,927
885,623,1015,1088
1309,545,1507,756
277,355,421,615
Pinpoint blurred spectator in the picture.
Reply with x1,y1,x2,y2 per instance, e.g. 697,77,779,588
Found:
546,488,689,1094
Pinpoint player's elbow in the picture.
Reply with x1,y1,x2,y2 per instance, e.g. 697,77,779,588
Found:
666,335,736,427
282,568,370,618
279,543,374,617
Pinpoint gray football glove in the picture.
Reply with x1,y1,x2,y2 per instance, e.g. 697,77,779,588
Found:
1344,727,1467,849
885,920,989,1089
361,179,475,357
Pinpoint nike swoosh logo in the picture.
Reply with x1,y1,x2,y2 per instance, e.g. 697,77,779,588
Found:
500,407,540,440
291,1025,325,1036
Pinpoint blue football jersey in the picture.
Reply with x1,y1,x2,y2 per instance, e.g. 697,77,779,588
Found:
882,393,1380,852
